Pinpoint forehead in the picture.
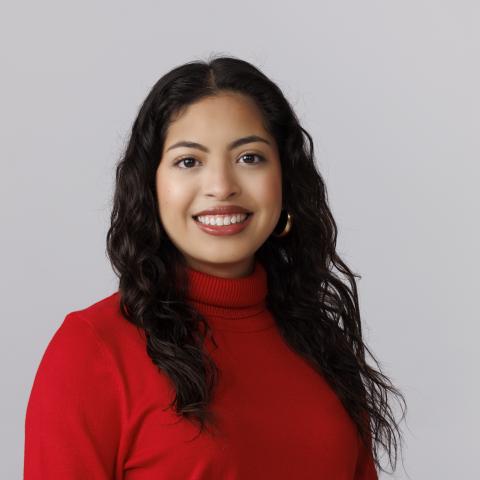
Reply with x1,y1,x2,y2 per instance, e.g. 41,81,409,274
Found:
164,92,270,143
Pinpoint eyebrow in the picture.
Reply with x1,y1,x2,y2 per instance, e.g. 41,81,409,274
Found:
165,135,271,153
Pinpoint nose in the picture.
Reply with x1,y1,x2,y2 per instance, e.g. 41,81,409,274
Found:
203,160,241,200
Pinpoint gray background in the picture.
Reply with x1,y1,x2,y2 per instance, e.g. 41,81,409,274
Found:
1,1,478,478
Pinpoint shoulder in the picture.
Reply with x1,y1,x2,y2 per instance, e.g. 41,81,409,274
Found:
68,290,122,330
64,290,142,348
36,293,121,381
35,291,132,383
27,296,126,420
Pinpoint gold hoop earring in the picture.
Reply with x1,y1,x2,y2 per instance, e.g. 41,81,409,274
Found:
272,210,293,238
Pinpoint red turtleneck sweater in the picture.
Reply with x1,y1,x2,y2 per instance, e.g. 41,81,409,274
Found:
24,260,377,479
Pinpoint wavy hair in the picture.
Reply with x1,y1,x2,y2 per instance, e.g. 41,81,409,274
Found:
106,54,407,474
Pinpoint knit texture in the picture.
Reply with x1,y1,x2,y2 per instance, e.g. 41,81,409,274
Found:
24,258,377,479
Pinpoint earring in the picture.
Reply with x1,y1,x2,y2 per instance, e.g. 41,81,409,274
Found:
272,210,293,238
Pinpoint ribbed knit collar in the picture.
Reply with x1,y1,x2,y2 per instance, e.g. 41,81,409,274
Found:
185,259,274,332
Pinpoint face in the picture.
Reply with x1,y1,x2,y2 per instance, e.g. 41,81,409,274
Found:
156,92,282,278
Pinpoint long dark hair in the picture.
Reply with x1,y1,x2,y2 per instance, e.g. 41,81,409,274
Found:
106,54,407,474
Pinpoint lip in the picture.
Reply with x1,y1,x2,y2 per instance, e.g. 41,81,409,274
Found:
192,205,252,217
193,213,253,236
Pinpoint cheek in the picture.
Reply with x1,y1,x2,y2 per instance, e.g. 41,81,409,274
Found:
156,174,190,217
252,169,282,207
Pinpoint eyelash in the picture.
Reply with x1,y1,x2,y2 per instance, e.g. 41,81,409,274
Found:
174,153,265,169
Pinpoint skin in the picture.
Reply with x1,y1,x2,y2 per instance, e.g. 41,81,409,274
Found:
156,91,283,279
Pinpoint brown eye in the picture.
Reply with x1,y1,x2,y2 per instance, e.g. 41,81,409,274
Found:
239,153,265,164
175,157,199,169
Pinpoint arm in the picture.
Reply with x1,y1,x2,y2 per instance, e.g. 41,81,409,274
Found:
24,312,123,479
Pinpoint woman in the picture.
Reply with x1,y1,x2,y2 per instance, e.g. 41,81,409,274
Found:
24,55,406,479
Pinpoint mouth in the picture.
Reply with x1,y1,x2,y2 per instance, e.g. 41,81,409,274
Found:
191,213,253,222
191,212,254,236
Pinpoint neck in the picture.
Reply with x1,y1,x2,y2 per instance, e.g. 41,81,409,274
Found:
183,256,256,279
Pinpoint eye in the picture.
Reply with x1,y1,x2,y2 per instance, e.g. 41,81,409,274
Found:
174,157,200,169
238,153,265,165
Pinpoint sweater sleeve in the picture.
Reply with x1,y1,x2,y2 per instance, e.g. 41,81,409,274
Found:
24,312,123,479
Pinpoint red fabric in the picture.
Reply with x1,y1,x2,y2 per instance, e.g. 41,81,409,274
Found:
24,259,378,479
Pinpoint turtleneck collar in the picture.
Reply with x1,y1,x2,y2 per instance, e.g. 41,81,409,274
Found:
185,259,274,332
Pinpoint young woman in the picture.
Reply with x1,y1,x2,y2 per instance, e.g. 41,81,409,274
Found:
24,55,406,479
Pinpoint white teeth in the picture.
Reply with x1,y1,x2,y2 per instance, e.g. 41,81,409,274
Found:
196,213,249,225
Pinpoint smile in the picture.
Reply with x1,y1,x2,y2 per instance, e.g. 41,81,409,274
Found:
192,213,253,236
193,213,250,226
